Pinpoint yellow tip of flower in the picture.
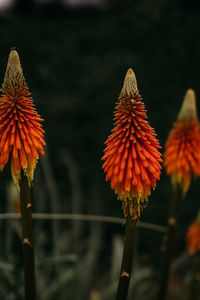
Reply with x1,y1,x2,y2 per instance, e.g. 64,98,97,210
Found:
2,49,24,94
171,173,190,196
177,89,197,121
121,68,139,96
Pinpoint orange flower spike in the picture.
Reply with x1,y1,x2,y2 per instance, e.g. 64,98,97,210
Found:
102,68,162,219
0,49,46,189
186,213,200,255
164,89,200,195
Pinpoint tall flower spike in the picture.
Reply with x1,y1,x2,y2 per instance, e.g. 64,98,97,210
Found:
0,49,45,189
164,89,200,195
102,68,162,219
186,212,200,255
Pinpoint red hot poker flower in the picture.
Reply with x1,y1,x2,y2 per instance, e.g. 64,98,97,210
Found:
164,89,200,195
102,69,162,219
0,49,45,189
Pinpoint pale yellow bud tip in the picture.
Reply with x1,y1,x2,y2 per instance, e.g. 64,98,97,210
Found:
121,68,139,96
7,49,21,71
177,89,197,121
127,68,134,75
2,49,24,92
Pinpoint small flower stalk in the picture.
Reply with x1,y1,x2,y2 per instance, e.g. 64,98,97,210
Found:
102,68,162,220
102,68,162,299
158,89,200,300
0,49,45,300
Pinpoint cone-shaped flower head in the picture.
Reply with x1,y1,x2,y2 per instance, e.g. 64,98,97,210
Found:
102,69,162,219
186,212,200,255
0,49,45,189
164,89,200,195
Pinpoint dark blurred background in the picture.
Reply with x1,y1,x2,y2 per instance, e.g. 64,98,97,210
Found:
0,0,200,299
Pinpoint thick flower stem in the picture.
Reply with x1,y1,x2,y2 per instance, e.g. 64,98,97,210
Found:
20,170,36,300
116,217,137,300
157,184,184,300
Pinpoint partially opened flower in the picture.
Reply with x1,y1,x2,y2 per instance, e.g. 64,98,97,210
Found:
164,89,200,195
0,49,45,189
102,68,162,219
186,213,200,255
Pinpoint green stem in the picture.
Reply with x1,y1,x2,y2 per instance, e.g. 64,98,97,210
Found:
157,184,184,300
20,170,36,300
116,217,137,300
